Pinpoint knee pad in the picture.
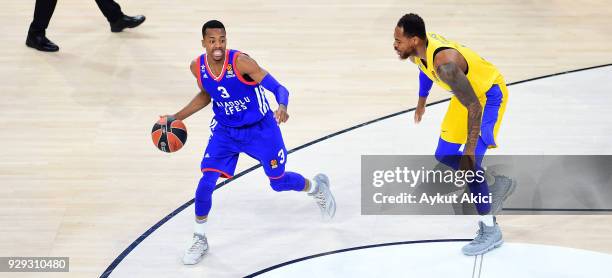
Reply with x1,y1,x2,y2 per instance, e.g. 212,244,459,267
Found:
194,171,221,217
196,171,221,202
269,172,305,192
434,138,462,168
434,151,447,164
269,176,287,192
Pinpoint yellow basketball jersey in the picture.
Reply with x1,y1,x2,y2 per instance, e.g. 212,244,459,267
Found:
413,32,503,96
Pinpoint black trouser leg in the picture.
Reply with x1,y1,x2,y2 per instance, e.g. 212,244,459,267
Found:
29,0,58,35
94,0,124,23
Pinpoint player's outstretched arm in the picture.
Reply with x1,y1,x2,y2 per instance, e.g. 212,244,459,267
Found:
415,70,433,124
434,49,482,159
235,54,290,124
162,59,212,121
172,90,212,121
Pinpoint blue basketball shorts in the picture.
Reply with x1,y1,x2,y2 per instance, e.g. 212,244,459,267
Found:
200,112,287,179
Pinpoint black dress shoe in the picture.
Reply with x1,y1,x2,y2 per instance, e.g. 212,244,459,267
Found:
110,15,146,33
25,33,59,52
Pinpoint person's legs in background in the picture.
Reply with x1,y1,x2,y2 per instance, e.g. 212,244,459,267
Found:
26,0,146,52
94,0,146,33
26,0,59,52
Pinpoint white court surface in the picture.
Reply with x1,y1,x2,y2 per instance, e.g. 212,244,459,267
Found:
258,242,612,278
107,66,612,277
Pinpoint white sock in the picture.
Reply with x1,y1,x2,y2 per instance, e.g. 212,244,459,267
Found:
194,219,206,235
307,179,318,194
480,215,494,227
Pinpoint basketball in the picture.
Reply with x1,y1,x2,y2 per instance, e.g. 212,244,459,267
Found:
151,116,188,153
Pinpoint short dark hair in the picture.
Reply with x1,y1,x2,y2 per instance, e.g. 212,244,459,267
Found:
202,20,225,37
397,13,426,39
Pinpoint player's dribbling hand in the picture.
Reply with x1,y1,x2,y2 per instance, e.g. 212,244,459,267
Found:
159,114,180,121
414,105,425,124
159,114,173,119
275,104,289,124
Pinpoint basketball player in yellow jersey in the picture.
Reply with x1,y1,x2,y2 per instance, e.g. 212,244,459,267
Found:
393,13,516,255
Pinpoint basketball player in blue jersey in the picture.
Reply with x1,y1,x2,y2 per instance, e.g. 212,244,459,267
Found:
394,14,516,255
163,20,336,265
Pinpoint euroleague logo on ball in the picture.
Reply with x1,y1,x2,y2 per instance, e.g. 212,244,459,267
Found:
151,116,188,153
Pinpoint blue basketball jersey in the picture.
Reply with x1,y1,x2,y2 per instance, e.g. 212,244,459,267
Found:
199,49,271,127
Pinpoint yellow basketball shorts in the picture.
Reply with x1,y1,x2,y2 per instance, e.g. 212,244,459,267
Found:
440,80,508,148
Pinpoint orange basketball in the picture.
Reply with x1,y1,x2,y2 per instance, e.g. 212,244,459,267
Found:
151,116,187,153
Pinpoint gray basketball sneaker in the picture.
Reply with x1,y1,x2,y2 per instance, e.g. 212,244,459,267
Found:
489,173,517,215
462,220,503,256
309,174,336,220
183,233,209,265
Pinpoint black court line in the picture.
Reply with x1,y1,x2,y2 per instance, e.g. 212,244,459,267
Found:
244,239,472,277
100,63,612,277
506,63,612,86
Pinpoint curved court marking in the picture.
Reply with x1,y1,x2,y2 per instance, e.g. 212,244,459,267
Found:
249,241,612,277
244,239,470,277
100,63,612,277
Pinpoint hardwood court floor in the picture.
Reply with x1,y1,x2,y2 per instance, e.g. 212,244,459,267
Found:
1,0,612,277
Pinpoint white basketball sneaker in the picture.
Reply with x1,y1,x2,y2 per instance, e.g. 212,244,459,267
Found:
462,219,504,256
309,174,336,220
183,233,209,265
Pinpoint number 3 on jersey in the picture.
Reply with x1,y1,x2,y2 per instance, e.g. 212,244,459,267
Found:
218,86,230,98
278,149,285,164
